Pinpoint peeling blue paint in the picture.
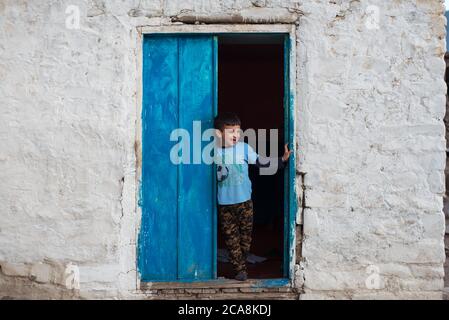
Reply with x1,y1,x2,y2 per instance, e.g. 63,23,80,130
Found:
137,182,143,208
251,278,290,288
137,181,144,278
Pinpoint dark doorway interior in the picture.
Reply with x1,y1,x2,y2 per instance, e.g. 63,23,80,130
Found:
217,34,285,279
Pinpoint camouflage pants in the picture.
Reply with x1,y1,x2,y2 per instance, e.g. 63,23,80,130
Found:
218,200,254,274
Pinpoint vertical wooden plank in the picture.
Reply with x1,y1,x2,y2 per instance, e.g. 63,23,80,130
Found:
212,36,218,279
283,34,291,278
178,36,215,280
287,34,298,280
139,36,178,281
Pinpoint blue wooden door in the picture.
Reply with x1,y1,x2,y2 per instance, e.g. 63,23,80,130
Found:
138,35,217,281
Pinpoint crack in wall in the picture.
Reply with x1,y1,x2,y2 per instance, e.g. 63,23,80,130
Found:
119,176,125,220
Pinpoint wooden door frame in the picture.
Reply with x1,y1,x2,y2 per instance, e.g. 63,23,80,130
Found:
135,24,298,289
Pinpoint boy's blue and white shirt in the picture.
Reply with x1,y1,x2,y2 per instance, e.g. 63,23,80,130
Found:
215,142,258,205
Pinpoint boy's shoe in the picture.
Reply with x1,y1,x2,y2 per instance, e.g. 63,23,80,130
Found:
235,271,248,281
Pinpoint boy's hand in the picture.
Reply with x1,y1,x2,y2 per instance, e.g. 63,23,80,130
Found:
282,144,293,162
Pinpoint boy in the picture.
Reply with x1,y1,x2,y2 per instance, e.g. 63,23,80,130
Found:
214,112,292,281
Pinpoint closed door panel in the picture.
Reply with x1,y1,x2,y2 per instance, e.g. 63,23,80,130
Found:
139,35,217,282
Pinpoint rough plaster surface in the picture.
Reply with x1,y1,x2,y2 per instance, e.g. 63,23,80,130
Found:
0,0,447,299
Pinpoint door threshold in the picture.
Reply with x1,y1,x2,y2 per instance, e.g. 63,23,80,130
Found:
140,278,290,290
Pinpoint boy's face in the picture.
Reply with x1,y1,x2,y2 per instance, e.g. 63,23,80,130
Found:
217,125,241,147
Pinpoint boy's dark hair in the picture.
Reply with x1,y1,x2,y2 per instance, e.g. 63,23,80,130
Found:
214,112,241,131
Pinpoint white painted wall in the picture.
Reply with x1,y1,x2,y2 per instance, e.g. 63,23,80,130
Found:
0,0,446,299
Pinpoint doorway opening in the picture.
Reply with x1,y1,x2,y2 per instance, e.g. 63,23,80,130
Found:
216,34,286,279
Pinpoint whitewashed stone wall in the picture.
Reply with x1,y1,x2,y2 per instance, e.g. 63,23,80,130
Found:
0,0,446,299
